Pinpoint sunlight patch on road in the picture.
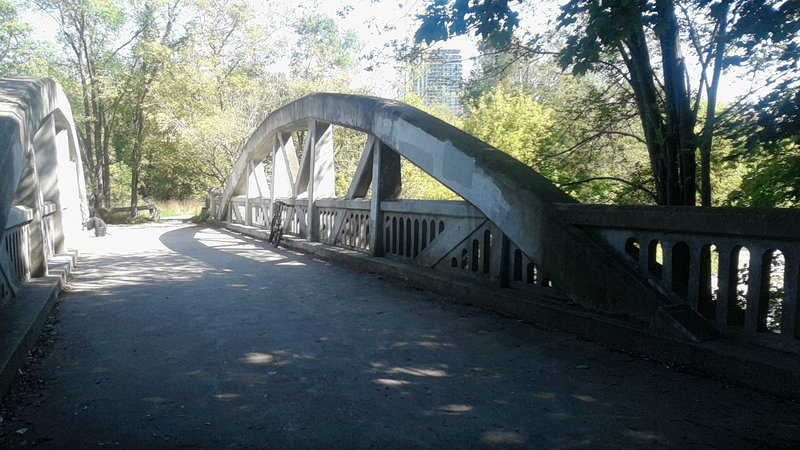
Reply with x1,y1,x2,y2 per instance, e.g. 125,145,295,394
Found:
438,404,473,413
374,378,413,387
481,430,525,445
242,352,275,364
194,228,297,265
384,367,448,378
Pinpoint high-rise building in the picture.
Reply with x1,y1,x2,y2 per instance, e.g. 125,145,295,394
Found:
411,49,464,115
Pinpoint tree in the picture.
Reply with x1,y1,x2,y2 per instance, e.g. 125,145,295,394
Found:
416,0,800,206
727,142,800,207
291,13,360,81
461,50,658,204
32,0,148,211
462,83,554,168
122,0,185,217
143,0,320,200
0,0,35,75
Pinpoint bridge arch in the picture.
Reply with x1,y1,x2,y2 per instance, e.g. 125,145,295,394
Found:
218,93,678,323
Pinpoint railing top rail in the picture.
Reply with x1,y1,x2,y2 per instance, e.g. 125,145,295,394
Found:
312,198,485,217
556,203,800,242
380,200,484,218
42,201,57,217
315,198,370,210
4,206,33,230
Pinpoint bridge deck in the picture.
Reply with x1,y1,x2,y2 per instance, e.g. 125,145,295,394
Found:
1,224,797,447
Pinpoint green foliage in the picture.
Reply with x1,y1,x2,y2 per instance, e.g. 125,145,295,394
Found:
727,142,800,207
292,13,361,77
333,127,368,197
462,83,554,168
0,0,32,75
415,0,521,48
416,0,800,206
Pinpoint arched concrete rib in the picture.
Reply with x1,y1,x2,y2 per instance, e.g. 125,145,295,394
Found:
221,93,679,325
0,77,89,244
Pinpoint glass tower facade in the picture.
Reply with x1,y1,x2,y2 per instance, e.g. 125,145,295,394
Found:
412,49,463,115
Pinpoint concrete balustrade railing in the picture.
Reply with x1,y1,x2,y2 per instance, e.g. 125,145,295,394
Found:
218,191,800,352
1,206,33,303
1,77,89,302
555,204,800,350
222,194,568,289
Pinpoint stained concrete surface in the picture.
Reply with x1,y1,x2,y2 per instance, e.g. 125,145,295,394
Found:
0,223,798,448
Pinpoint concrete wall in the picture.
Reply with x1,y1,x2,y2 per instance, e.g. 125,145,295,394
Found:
1,77,89,282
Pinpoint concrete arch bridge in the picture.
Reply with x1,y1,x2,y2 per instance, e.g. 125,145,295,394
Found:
212,93,800,357
1,79,799,403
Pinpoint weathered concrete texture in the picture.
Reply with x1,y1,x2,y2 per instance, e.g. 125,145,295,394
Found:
1,224,798,448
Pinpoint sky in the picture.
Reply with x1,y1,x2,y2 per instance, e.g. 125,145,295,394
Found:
315,0,479,96
21,0,478,98
20,0,753,102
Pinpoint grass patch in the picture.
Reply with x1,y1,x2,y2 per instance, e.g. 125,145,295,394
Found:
155,199,204,217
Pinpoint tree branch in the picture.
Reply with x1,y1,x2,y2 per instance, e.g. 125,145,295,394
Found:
557,176,657,202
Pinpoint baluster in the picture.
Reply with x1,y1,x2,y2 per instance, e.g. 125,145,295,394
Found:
744,247,770,334
499,234,510,288
406,218,412,257
781,249,799,341
715,246,734,326
639,236,652,272
686,243,702,310
697,245,716,319
661,240,673,291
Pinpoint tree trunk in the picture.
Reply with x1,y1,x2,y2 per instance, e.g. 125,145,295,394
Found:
621,28,674,205
699,0,731,207
130,89,148,218
654,0,698,206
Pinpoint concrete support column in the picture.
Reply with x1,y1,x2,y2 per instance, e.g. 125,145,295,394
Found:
308,122,334,242
273,132,299,201
53,121,83,251
244,163,252,226
250,161,269,227
12,151,47,277
369,141,401,257
782,250,799,341
33,115,66,255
